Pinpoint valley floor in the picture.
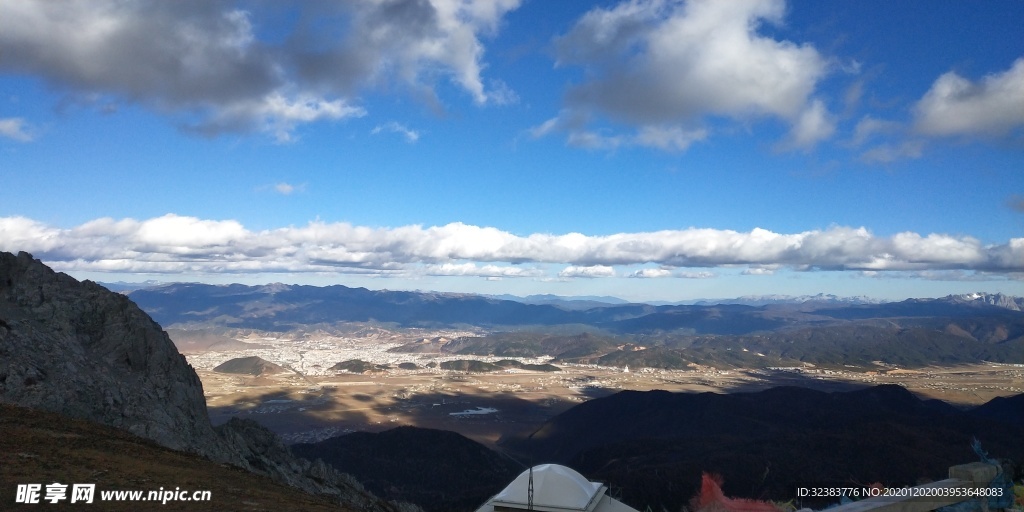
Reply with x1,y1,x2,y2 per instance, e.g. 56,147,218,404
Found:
183,333,1024,448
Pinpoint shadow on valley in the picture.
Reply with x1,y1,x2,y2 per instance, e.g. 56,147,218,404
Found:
724,369,869,394
205,386,578,448
206,388,560,512
206,388,374,438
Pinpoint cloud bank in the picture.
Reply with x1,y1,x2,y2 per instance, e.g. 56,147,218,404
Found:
0,0,520,141
1,215,1020,279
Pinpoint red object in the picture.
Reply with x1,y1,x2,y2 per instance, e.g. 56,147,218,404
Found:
691,473,782,512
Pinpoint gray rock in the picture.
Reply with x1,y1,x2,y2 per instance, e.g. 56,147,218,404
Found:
0,251,226,457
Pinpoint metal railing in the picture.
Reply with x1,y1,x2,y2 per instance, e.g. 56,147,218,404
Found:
824,463,1003,512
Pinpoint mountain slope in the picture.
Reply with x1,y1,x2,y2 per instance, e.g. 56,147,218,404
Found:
969,393,1024,426
0,403,357,511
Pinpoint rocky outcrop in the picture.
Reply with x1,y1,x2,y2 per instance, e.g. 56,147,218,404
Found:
0,251,415,512
0,251,226,457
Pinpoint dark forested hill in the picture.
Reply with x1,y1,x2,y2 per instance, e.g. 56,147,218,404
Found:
293,426,522,512
501,385,1024,512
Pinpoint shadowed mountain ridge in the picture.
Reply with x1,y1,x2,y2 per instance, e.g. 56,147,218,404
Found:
293,426,523,512
501,385,1024,512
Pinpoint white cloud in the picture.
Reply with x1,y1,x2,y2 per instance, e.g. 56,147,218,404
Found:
425,262,542,278
133,215,248,251
0,0,520,140
559,265,616,278
859,140,925,164
567,130,626,150
629,268,713,278
914,58,1024,137
742,267,775,276
486,79,520,106
849,116,901,147
778,99,835,151
371,122,420,143
679,271,715,279
634,125,708,151
253,94,366,143
1,215,1020,277
529,117,562,139
529,115,707,151
182,92,366,142
630,268,672,278
277,182,309,195
862,269,1022,282
292,0,521,105
545,0,830,151
0,117,33,141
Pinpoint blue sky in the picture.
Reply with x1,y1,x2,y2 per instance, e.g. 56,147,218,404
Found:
1,0,1022,301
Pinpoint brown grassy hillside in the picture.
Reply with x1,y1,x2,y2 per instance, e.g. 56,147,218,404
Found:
1,403,355,511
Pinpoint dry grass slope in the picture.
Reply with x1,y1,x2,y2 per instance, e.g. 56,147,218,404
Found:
1,403,353,511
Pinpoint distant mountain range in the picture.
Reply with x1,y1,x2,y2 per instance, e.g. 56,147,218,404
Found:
95,279,168,292
126,282,1024,331
486,292,888,307
116,282,1022,311
126,283,1024,369
488,293,632,304
687,293,888,306
945,292,1024,311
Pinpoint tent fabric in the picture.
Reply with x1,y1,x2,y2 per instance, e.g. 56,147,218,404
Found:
491,464,603,510
477,464,641,512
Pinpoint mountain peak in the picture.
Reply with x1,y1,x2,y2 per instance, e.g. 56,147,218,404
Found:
943,292,1023,311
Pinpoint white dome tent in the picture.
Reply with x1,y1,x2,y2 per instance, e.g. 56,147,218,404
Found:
475,464,640,512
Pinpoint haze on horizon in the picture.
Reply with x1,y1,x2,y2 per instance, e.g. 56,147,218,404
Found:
1,0,1021,302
